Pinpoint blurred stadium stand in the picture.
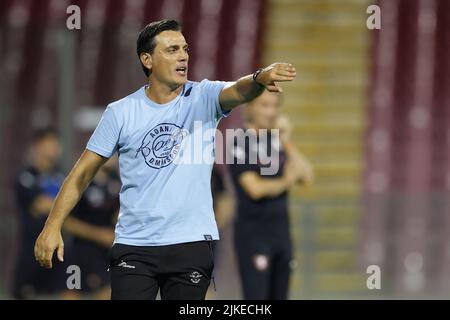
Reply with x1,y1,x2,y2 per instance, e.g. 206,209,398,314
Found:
361,0,450,298
262,0,450,299
262,0,371,298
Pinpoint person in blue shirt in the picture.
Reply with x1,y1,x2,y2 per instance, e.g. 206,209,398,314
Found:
12,128,67,299
34,19,297,300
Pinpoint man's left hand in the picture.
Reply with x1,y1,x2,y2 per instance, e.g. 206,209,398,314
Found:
255,62,297,92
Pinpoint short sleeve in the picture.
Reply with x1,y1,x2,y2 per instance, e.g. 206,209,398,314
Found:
199,79,235,121
86,106,120,158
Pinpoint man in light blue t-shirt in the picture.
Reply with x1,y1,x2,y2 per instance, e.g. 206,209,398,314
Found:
35,19,296,300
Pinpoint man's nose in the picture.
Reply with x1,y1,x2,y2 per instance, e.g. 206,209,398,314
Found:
179,51,188,61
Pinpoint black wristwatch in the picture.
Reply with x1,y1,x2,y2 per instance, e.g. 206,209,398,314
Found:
252,68,264,87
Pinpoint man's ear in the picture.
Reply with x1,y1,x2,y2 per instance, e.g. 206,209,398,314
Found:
140,52,152,73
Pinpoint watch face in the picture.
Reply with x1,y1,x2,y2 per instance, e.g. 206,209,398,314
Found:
253,68,264,85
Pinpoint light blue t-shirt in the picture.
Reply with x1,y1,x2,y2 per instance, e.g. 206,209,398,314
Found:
86,79,232,246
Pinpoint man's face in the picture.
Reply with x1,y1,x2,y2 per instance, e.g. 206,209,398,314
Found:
247,91,281,129
150,30,189,88
35,134,62,165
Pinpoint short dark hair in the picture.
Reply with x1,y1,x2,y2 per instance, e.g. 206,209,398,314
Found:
32,127,58,142
136,19,182,77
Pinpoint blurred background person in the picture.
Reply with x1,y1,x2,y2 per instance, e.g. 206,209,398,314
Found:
228,91,314,299
11,127,67,299
61,157,120,300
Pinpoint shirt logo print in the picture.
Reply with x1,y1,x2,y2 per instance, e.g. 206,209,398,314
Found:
135,123,189,169
189,271,203,284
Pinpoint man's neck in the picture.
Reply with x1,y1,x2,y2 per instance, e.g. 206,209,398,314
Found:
146,79,183,104
33,157,53,173
245,122,262,133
